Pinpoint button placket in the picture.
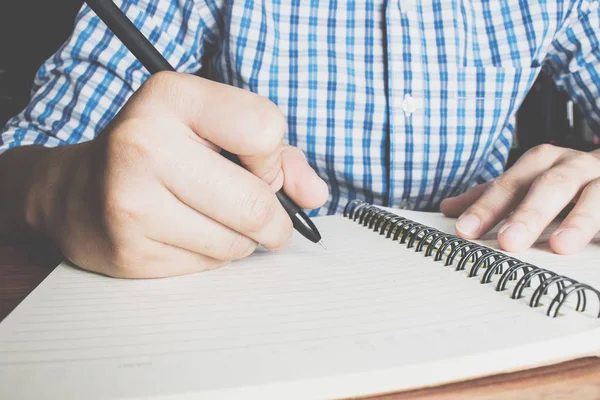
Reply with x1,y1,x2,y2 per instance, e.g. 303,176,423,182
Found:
400,0,417,19
401,93,418,117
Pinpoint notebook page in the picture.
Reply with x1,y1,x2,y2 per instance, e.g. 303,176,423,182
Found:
1,215,600,399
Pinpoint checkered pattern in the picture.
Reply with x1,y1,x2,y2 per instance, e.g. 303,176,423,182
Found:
2,0,600,215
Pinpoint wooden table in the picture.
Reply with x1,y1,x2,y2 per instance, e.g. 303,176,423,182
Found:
2,241,600,399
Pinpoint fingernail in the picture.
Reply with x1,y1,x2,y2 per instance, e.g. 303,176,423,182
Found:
270,169,284,192
552,227,586,254
552,227,582,246
456,214,481,237
498,222,528,241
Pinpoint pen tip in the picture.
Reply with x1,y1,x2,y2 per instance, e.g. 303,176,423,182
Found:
318,240,328,250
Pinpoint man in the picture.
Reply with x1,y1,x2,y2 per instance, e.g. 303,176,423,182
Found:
1,1,600,278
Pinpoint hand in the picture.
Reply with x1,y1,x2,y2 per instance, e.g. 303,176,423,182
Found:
440,144,600,254
33,72,329,278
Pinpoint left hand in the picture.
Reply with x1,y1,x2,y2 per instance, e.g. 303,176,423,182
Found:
440,144,600,255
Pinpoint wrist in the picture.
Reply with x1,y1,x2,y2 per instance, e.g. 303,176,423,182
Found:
24,143,91,238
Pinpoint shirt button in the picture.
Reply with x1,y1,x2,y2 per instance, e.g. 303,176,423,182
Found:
402,94,418,116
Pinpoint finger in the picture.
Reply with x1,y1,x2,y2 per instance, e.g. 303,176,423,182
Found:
155,133,293,251
550,178,600,255
497,163,589,252
440,183,490,218
454,144,561,240
130,72,287,185
108,240,226,279
280,145,329,209
146,188,260,261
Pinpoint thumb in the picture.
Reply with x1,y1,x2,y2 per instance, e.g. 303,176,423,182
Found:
240,145,328,209
234,101,288,188
279,146,329,209
239,150,284,190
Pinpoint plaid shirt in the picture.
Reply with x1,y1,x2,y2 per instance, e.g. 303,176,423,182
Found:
2,0,600,215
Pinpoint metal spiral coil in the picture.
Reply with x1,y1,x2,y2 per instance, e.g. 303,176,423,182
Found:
343,199,600,318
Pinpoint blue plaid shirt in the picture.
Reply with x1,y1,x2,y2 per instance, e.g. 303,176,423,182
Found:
2,0,600,215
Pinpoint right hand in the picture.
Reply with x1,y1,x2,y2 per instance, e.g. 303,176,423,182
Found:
36,72,329,278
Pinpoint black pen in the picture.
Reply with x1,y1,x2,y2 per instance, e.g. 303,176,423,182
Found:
84,0,326,249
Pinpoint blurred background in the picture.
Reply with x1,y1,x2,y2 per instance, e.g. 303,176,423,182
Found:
1,0,599,166
0,0,83,127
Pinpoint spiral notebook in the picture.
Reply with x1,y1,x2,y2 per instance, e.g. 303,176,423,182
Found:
2,201,600,399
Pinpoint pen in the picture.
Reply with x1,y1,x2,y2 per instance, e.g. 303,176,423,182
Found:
84,0,326,249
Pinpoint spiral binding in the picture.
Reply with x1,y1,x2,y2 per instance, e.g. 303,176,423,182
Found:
343,199,600,318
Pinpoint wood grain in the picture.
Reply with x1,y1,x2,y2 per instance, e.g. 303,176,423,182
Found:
0,239,61,320
1,241,600,399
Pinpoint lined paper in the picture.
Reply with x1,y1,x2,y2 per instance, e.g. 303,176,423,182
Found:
1,214,600,399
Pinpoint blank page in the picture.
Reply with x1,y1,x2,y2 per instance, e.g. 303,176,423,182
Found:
1,214,600,399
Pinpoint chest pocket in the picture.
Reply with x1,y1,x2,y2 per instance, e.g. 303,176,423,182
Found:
448,65,538,162
461,0,560,68
404,65,540,208
414,0,560,68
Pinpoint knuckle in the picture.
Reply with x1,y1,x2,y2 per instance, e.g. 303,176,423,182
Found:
139,72,188,111
512,205,543,223
561,210,600,236
224,233,257,260
144,71,180,93
580,178,600,201
569,152,600,169
137,72,203,120
242,186,278,233
253,99,287,154
468,201,500,221
532,170,569,188
527,143,557,158
490,176,521,196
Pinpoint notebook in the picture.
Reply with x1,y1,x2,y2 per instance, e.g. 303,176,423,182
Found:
1,200,600,399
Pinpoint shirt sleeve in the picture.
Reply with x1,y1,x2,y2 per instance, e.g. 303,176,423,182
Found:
544,0,600,132
0,0,220,154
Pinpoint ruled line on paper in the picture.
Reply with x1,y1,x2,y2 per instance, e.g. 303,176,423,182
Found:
1,212,599,399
